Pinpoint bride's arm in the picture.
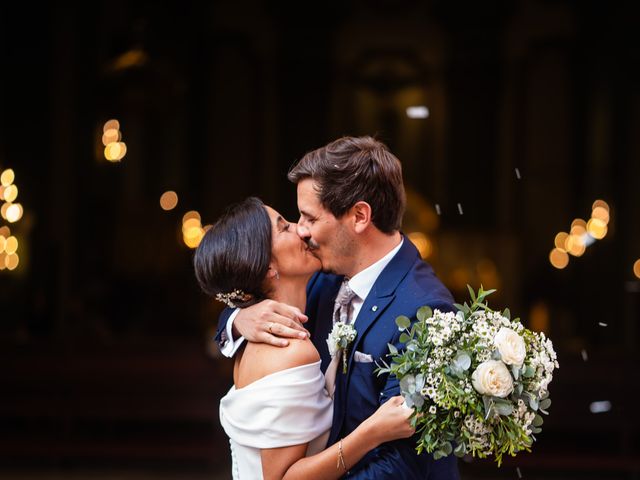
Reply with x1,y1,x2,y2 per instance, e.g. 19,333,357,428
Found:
261,396,413,480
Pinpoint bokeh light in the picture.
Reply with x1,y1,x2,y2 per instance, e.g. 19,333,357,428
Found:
634,259,640,279
103,119,120,132
550,248,569,269
407,232,432,259
182,211,201,224
406,106,429,119
0,203,9,220
181,210,205,248
0,168,15,186
5,203,23,223
587,218,607,240
592,199,609,213
104,142,127,162
160,191,179,211
5,253,19,270
102,120,125,162
0,226,10,237
5,236,18,255
3,185,18,203
591,206,610,224
101,129,121,146
554,232,569,251
565,235,586,257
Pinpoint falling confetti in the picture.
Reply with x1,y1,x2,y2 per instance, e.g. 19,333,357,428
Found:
581,349,588,361
516,467,522,478
457,203,463,215
598,322,608,327
435,204,441,215
515,168,521,180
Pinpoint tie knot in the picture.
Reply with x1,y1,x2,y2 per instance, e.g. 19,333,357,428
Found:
335,279,357,307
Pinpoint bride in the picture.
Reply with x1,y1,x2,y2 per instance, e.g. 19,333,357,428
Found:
194,197,415,479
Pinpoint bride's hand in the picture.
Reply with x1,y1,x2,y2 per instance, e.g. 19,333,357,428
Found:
234,300,310,346
361,395,416,444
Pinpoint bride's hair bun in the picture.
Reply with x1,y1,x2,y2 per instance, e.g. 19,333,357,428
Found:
194,197,271,308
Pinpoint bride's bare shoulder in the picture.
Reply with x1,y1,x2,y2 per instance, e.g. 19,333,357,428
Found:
243,338,320,379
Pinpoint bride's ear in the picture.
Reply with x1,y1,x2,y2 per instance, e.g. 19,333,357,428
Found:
266,265,280,280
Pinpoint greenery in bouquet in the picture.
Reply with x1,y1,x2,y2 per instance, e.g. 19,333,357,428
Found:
376,286,559,465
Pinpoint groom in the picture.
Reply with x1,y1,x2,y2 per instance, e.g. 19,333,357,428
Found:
217,136,459,479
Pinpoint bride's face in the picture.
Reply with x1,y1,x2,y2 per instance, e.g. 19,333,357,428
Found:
265,206,321,278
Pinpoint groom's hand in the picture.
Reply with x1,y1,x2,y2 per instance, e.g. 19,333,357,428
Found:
233,300,310,347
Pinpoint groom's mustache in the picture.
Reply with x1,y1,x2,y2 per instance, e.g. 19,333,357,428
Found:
305,238,320,252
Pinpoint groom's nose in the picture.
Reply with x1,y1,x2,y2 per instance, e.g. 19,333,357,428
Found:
297,222,310,239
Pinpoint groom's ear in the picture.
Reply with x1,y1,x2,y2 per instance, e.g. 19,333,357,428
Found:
352,201,372,234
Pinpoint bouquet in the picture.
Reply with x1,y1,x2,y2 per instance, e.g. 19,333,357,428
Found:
377,286,558,465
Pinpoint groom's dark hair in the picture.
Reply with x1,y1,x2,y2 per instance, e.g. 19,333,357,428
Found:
287,136,405,233
194,197,271,308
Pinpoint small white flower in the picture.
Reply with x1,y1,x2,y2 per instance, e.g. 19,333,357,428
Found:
429,405,437,414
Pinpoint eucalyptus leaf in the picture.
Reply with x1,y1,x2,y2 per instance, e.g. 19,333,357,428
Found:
396,315,411,330
433,450,445,460
442,442,453,455
453,351,472,371
515,383,524,396
533,414,544,427
523,365,535,378
417,306,433,322
503,308,511,319
399,333,410,344
511,365,520,380
494,401,514,416
454,443,466,457
387,343,398,355
540,398,552,410
492,350,502,361
529,396,539,411
400,374,416,394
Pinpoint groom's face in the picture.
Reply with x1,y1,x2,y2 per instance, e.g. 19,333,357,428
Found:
296,179,355,275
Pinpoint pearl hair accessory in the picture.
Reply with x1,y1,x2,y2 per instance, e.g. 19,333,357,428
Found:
214,289,251,308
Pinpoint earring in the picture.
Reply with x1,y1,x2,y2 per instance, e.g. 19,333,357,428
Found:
269,267,280,280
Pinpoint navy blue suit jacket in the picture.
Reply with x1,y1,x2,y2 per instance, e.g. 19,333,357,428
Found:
217,238,459,479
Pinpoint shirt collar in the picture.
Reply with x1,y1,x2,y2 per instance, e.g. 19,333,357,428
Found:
347,238,404,301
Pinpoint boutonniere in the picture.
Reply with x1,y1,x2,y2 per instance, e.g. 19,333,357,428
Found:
327,322,357,373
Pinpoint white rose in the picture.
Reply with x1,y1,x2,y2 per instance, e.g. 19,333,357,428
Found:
471,360,514,398
494,327,526,366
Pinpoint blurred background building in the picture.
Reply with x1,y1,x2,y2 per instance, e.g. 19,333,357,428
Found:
1,1,639,479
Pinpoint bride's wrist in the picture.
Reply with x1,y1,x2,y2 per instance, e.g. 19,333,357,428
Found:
354,417,383,448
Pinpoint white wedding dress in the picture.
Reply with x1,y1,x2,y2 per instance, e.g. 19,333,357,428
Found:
219,360,333,479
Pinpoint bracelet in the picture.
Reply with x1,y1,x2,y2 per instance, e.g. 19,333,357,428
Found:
337,438,348,473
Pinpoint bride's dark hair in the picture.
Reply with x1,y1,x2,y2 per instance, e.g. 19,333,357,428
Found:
194,197,272,308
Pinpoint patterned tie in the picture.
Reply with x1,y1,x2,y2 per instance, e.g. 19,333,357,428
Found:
333,278,357,325
325,279,358,398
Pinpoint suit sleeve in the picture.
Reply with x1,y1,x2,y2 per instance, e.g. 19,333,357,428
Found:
347,300,459,480
215,307,238,354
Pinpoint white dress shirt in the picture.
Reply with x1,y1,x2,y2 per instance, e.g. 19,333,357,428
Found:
219,238,404,357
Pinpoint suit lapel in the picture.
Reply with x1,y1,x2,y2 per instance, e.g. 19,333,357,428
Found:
345,237,420,373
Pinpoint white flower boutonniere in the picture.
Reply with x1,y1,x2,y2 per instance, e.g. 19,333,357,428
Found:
326,322,357,373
